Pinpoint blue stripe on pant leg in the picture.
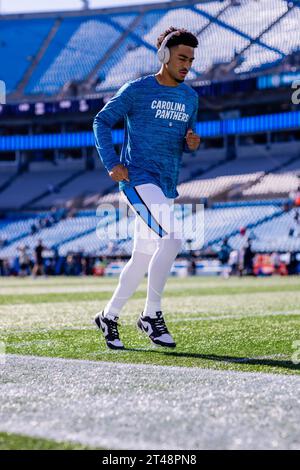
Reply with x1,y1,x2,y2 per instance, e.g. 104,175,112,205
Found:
123,187,167,238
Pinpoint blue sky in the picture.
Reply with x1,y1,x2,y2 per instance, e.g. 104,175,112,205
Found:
1,0,172,14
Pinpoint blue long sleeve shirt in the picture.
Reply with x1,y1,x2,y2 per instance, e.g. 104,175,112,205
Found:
93,74,199,198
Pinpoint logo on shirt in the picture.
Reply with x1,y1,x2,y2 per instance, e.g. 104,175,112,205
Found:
151,100,189,122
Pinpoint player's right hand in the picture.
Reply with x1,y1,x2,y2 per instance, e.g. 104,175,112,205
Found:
109,164,130,182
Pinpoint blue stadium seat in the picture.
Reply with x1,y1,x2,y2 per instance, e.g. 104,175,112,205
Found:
235,3,299,74
229,209,300,252
2,0,299,96
96,9,165,91
26,16,127,95
0,18,54,93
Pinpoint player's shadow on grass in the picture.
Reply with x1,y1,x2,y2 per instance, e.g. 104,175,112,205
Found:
126,348,300,371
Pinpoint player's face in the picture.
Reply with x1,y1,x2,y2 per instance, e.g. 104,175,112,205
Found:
167,45,195,83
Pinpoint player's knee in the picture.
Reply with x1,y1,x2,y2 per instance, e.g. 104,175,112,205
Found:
161,232,183,254
132,238,157,256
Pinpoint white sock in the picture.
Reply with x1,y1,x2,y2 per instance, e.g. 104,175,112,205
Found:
102,306,120,320
143,301,161,318
103,250,153,318
144,236,182,318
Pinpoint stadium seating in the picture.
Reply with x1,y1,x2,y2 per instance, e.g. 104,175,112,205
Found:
1,0,297,97
194,0,229,17
1,141,299,210
263,6,300,55
96,10,167,91
0,157,118,209
242,172,300,198
59,211,135,256
25,16,128,95
77,142,300,207
0,202,284,259
30,169,115,209
63,204,281,255
184,204,281,250
228,209,300,252
0,18,54,94
0,168,80,210
0,214,101,258
177,173,262,201
193,11,249,74
234,45,283,74
235,4,300,73
0,216,41,244
93,0,295,87
177,169,300,203
218,0,287,39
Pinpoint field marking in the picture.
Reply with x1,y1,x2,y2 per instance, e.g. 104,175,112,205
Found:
0,285,117,295
2,276,300,298
0,354,299,450
2,284,300,343
167,309,300,323
2,308,299,334
1,276,299,287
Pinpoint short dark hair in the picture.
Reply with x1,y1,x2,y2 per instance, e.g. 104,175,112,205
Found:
156,26,198,50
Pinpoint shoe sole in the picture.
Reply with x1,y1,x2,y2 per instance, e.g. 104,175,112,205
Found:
137,319,176,348
94,315,125,350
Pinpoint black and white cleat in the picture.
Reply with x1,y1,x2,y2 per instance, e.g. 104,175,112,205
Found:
137,311,176,348
95,311,124,350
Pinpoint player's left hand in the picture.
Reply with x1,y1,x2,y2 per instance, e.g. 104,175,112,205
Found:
185,128,201,151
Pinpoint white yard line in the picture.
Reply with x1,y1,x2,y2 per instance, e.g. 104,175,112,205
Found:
1,277,300,295
0,285,117,295
0,354,299,450
167,309,300,323
1,308,299,333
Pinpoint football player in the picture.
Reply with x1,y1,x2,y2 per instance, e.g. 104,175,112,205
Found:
93,27,200,349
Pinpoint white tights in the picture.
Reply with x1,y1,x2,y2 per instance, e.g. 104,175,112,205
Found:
103,183,182,319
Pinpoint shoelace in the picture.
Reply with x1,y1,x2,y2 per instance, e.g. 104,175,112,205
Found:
107,319,120,340
153,312,168,335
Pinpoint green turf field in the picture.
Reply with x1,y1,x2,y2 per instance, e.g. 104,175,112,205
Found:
1,276,299,375
0,432,93,450
1,276,300,450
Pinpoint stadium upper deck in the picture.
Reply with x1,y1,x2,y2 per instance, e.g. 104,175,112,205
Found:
1,0,299,102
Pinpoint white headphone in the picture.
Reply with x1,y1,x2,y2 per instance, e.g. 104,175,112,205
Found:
157,30,182,64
